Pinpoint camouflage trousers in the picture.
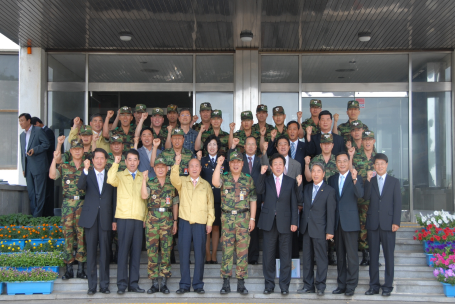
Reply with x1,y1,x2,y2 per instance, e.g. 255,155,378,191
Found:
145,211,173,279
220,212,250,279
61,199,86,264
357,198,370,250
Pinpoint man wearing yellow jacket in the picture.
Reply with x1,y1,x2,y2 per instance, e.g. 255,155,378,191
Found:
171,154,215,294
107,149,146,295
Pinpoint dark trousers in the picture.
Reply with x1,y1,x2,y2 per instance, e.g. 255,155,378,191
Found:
248,195,261,263
117,219,143,291
368,228,396,292
25,169,47,217
178,219,206,290
42,177,54,217
335,223,359,290
85,210,111,291
302,230,328,291
262,219,292,291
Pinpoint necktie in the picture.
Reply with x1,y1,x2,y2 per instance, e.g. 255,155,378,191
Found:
97,173,103,194
275,177,281,197
193,179,197,188
291,142,296,159
379,176,384,195
339,175,345,196
284,165,287,175
211,157,215,164
248,157,253,174
312,185,319,204
132,172,136,180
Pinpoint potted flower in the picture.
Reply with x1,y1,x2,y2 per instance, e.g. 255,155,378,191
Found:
417,211,455,229
0,242,21,254
431,253,455,270
0,268,58,295
434,266,455,297
426,242,455,266
0,251,64,272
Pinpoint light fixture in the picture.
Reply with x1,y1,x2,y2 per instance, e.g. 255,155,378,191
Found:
358,32,371,42
119,31,133,41
240,30,253,42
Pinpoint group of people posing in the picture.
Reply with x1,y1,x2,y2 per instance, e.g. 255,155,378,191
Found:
18,98,401,297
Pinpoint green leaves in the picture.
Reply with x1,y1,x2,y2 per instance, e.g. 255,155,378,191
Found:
0,267,58,282
0,215,62,227
0,251,65,267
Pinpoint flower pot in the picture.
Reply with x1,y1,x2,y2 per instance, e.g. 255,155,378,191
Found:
425,253,435,266
0,240,25,249
16,266,59,272
28,238,64,247
5,281,55,295
442,283,455,297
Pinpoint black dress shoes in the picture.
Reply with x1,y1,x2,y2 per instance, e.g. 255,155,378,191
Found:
87,289,96,295
345,289,355,296
194,288,205,294
382,290,391,296
317,290,325,296
128,287,145,293
248,261,258,265
332,288,345,294
117,289,125,295
365,288,379,295
263,288,274,294
100,288,110,294
281,290,289,295
297,287,315,294
176,288,190,294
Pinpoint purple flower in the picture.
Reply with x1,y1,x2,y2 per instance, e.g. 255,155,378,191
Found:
434,269,440,276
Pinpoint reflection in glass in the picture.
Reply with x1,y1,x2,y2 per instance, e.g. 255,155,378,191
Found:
196,55,234,83
48,91,85,141
412,53,451,82
48,54,85,82
196,92,233,132
262,56,299,83
261,93,299,125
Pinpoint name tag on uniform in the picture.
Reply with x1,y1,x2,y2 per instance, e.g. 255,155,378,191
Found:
184,168,188,175
221,166,224,174
166,196,170,204
240,191,245,200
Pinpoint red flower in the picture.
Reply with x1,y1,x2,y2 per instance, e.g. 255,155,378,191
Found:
418,233,422,238
415,230,418,233
435,235,441,241
418,236,423,241
413,236,417,240
442,235,447,240
430,237,434,242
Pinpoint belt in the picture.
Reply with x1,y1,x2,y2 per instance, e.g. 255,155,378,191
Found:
222,208,249,215
149,207,172,213
64,195,85,200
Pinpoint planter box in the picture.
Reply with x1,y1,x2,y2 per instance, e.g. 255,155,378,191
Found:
16,266,59,272
5,281,55,295
0,240,25,249
424,240,442,253
426,253,435,266
28,238,64,247
443,283,455,297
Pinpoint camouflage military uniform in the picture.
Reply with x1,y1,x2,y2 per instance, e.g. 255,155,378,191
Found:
301,117,321,138
54,160,87,264
219,170,256,279
145,175,178,278
192,122,213,133
62,150,92,163
251,123,274,135
310,154,338,183
110,126,136,153
193,102,212,132
151,126,168,151
337,121,370,144
201,129,230,156
160,148,194,176
232,130,261,155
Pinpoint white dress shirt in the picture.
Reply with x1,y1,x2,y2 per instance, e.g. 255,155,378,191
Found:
273,173,283,185
246,153,255,164
284,155,290,175
24,126,32,154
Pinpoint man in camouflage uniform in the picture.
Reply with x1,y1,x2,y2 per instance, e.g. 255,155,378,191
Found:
149,107,168,151
59,126,94,163
141,157,179,294
352,130,376,266
348,120,365,152
133,104,148,129
192,102,212,132
196,110,229,157
49,139,87,280
212,151,257,295
104,106,135,153
305,134,338,183
333,100,370,143
167,104,180,129
252,105,274,134
260,106,288,148
299,99,322,138
229,111,261,155
155,128,193,176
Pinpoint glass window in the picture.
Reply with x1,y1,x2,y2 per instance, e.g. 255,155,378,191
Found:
196,55,234,83
261,55,299,83
48,54,85,82
412,53,451,82
196,92,233,132
0,112,18,169
261,93,299,125
89,55,193,83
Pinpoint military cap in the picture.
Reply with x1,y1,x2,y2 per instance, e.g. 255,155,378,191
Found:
273,106,285,115
310,99,322,108
171,128,185,137
70,139,84,149
79,125,93,136
200,102,212,111
150,107,164,116
109,134,123,144
350,120,364,130
320,134,333,143
229,150,243,161
135,104,147,113
119,106,132,114
211,109,222,118
256,104,268,113
241,111,253,121
363,130,375,139
154,157,167,166
167,104,178,113
347,100,360,109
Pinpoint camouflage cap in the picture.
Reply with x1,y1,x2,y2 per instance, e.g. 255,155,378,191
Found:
154,157,167,166
363,130,375,139
320,133,333,143
256,104,268,113
211,109,222,118
150,107,164,116
229,150,243,161
167,104,178,113
273,106,285,115
200,102,212,111
350,120,364,130
119,106,132,114
135,104,147,113
70,139,84,149
171,128,185,137
79,125,93,136
109,134,124,144
241,111,253,121
347,100,360,109
310,99,322,108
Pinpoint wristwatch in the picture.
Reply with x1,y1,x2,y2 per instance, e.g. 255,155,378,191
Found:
353,178,357,181
250,218,255,221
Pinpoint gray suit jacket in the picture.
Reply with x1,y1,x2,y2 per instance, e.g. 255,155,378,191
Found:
20,126,50,175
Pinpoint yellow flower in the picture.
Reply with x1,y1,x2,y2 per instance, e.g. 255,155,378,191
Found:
33,247,36,249
1,245,3,248
7,247,10,249
12,248,14,251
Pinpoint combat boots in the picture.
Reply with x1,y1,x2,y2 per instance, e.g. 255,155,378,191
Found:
147,278,159,294
160,277,170,294
62,263,74,280
77,262,87,279
360,249,370,266
237,278,248,295
220,277,231,294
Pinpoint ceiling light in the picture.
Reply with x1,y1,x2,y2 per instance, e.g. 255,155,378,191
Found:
240,30,253,42
358,32,371,42
119,31,133,41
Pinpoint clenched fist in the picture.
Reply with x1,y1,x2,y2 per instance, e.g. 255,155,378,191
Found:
306,126,313,137
175,154,182,165
153,138,161,148
167,125,173,133
367,170,374,182
84,159,91,170
304,155,311,166
231,138,240,149
192,115,199,123
350,168,358,180
133,136,139,145
333,113,339,122
270,129,277,141
143,170,149,178
261,165,268,175
73,117,81,128
141,112,148,120
297,111,303,119
57,135,65,144
106,110,114,119
346,141,352,149
348,147,355,157
229,122,235,132
260,126,266,136
196,151,202,160
296,175,302,186
114,155,121,164
217,156,225,165
200,125,206,133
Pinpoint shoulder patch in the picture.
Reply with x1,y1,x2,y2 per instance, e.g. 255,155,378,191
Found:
223,172,229,175
245,173,251,177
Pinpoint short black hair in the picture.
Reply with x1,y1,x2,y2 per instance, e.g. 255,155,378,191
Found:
179,108,192,116
276,135,290,147
335,151,350,161
93,148,108,159
373,153,388,163
139,127,153,137
286,120,300,130
203,134,221,155
126,149,140,160
90,113,103,122
270,153,286,166
31,117,43,125
19,113,31,121
318,110,332,120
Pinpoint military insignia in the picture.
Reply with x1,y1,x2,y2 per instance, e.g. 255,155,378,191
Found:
351,101,355,105
156,109,159,112
225,189,228,194
353,122,358,126
204,103,207,107
112,135,118,139
175,128,180,132
152,195,156,199
214,111,218,114
261,105,264,109
140,105,143,109
365,131,370,135
274,107,278,112
122,106,128,110
66,180,70,184
205,163,208,168
314,100,318,104
324,134,330,138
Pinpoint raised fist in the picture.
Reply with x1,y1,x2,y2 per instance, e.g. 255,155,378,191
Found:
106,110,114,119
260,165,268,175
92,133,99,143
175,154,182,165
84,159,91,170
153,138,161,147
367,170,374,182
304,156,311,166
351,168,358,180
229,122,235,132
217,155,225,165
53,150,61,159
346,141,352,149
200,125,206,133
143,170,149,178
133,136,139,145
192,115,199,123
297,111,303,119
73,117,81,127
348,147,355,157
57,135,65,144
114,155,121,164
296,175,302,186
167,125,173,133
260,126,266,136
333,113,339,122
306,126,313,136
270,129,277,140
232,138,240,149
141,112,148,120
262,142,268,153
196,150,202,160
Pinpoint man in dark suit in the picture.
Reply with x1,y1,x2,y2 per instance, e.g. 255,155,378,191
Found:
19,113,50,217
305,110,345,157
256,153,298,295
267,121,306,169
229,136,264,265
328,152,364,296
363,153,402,297
298,162,336,296
77,148,115,295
